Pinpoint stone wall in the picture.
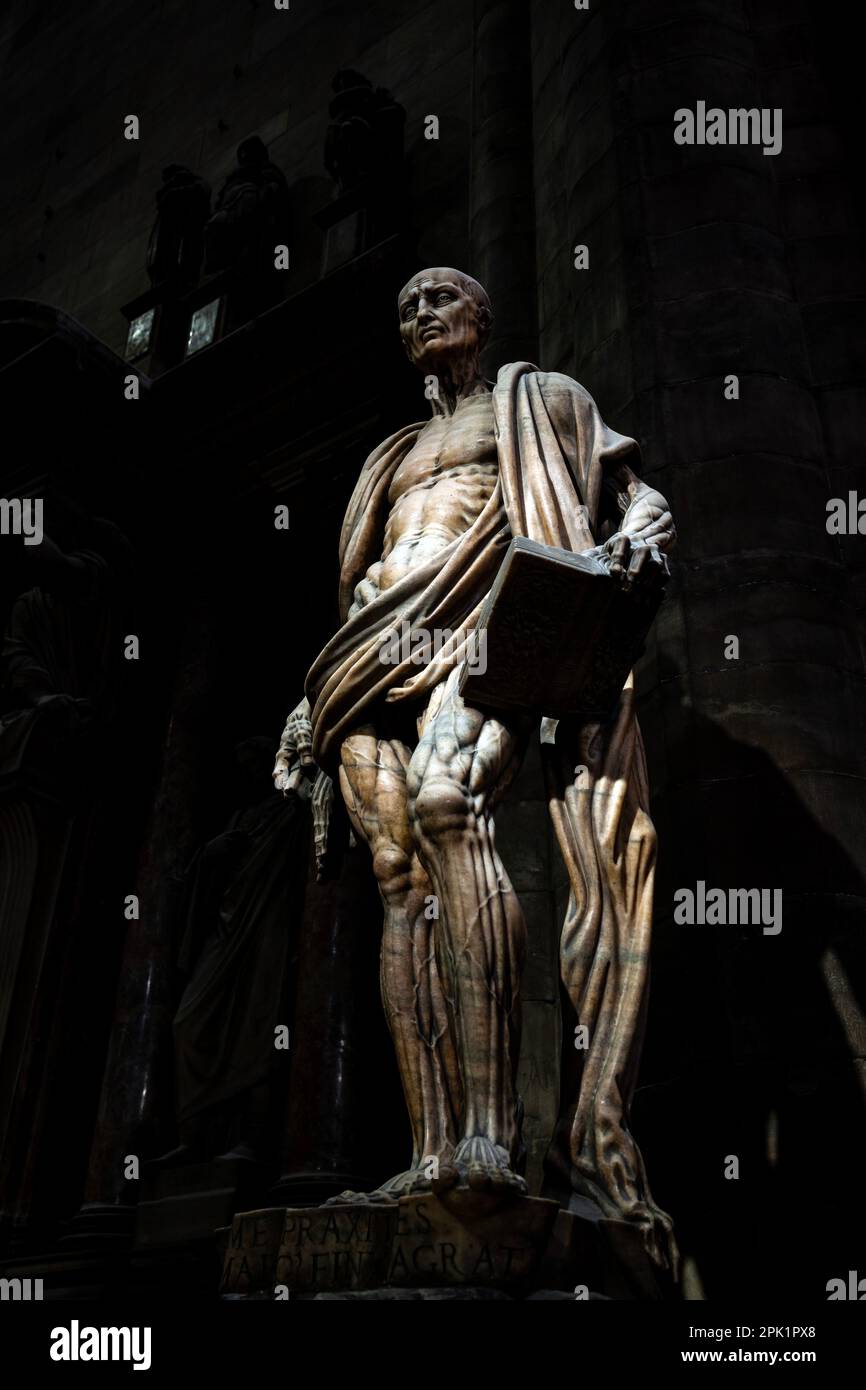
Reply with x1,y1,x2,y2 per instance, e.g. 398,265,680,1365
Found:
531,0,866,1295
0,0,472,356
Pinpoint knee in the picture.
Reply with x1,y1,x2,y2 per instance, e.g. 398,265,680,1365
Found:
411,774,474,845
371,840,412,901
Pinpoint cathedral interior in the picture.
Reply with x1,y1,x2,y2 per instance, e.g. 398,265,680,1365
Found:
0,0,865,1310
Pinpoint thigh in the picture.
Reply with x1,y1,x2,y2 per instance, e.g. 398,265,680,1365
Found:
408,668,530,815
339,724,414,855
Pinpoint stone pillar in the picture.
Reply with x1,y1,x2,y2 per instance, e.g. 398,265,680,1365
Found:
530,0,866,1295
68,605,216,1246
271,838,392,1206
470,0,538,366
469,0,558,1192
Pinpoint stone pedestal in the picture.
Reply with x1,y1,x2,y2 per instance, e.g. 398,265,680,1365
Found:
218,1190,667,1300
221,1192,558,1297
134,1159,268,1251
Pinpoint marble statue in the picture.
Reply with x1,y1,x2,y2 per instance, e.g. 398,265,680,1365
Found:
274,268,677,1272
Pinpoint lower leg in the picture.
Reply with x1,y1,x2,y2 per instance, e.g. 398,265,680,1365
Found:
377,870,460,1180
415,793,526,1181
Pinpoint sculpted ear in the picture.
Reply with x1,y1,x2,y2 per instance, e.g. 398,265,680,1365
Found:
476,305,493,346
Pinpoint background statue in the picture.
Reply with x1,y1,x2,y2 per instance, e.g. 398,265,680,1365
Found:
274,268,678,1274
0,511,131,1124
146,164,211,287
0,512,130,777
160,737,304,1165
324,69,405,194
203,136,290,278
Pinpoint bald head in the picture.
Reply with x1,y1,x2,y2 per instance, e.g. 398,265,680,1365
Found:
397,267,494,374
398,267,492,321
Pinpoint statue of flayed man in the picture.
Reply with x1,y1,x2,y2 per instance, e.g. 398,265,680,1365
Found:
274,268,677,1272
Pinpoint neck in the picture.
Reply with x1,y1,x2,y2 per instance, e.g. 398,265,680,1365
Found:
426,353,487,415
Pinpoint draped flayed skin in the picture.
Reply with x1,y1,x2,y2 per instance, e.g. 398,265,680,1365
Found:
306,363,677,1274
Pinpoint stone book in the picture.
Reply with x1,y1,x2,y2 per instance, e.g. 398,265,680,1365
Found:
458,536,665,720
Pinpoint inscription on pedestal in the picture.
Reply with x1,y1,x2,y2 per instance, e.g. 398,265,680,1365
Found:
219,1209,286,1295
388,1192,557,1287
275,1205,396,1292
219,1193,560,1296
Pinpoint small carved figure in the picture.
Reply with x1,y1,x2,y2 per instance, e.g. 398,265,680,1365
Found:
146,164,211,286
203,137,290,277
324,70,406,193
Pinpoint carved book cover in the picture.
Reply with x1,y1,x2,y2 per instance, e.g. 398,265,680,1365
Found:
458,536,665,719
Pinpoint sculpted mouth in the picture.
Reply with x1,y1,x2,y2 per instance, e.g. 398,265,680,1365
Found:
420,325,443,341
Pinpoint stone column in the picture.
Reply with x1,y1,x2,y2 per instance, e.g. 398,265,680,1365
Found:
68,604,216,1246
469,0,559,1193
271,838,390,1206
530,0,866,1295
470,0,538,367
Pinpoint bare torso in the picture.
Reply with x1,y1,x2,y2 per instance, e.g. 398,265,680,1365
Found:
350,392,497,611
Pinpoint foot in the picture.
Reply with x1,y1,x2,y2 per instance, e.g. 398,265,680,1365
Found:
433,1136,527,1196
323,1180,402,1207
324,1156,449,1206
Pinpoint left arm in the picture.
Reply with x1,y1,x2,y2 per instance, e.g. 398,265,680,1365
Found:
604,461,676,552
588,460,676,587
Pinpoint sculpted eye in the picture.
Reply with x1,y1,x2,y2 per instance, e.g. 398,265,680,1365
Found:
435,292,454,305
402,305,417,321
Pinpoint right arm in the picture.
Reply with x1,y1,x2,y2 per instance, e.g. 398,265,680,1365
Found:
272,696,334,878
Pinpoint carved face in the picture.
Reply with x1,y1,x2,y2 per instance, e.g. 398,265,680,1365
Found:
398,268,489,372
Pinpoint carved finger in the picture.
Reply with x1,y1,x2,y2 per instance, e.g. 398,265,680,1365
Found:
607,533,631,576
273,764,291,792
635,512,674,548
283,708,314,765
626,542,648,578
312,770,335,871
646,546,670,582
284,766,307,797
618,541,642,593
273,739,298,780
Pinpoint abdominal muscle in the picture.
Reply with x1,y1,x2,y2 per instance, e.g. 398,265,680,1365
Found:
351,460,499,610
